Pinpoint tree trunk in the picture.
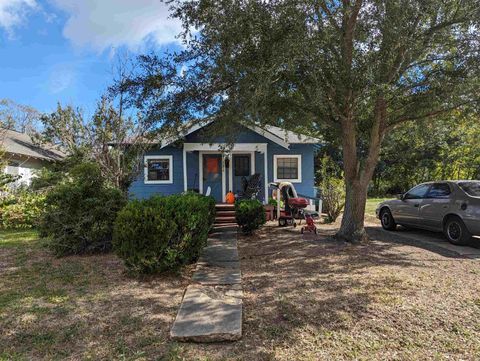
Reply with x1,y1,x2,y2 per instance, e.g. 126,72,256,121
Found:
336,178,368,243
335,96,386,243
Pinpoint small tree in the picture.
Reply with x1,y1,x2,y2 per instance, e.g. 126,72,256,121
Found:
40,162,126,256
318,156,345,223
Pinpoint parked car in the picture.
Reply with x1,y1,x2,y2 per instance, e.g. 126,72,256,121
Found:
376,181,480,245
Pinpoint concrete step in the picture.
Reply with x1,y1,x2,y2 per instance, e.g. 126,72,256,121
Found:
215,203,235,211
214,217,237,225
170,227,242,342
170,284,242,342
216,210,236,217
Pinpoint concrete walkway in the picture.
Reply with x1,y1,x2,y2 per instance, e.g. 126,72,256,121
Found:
170,226,242,342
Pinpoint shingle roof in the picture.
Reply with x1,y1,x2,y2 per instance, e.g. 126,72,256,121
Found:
261,124,322,144
1,128,65,161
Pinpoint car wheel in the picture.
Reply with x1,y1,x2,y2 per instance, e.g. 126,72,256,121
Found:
380,208,397,231
444,216,472,245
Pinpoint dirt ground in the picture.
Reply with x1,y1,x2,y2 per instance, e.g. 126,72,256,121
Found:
2,225,480,360
179,222,480,360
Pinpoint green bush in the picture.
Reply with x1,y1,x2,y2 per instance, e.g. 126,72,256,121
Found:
113,193,216,274
39,162,126,256
235,199,266,234
317,155,345,223
0,191,46,229
321,178,345,223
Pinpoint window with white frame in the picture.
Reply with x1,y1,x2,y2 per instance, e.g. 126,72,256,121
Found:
144,155,173,184
273,154,302,182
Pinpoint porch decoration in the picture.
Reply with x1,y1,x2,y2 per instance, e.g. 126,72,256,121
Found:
225,191,235,204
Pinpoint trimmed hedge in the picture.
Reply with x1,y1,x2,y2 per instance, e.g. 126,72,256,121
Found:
235,199,266,234
113,193,216,274
39,162,127,256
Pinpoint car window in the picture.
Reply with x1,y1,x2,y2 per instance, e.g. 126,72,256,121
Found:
458,181,480,197
404,184,430,200
426,183,451,198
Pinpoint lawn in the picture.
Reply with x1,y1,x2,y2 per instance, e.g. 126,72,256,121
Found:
2,226,480,360
0,229,192,360
365,198,392,217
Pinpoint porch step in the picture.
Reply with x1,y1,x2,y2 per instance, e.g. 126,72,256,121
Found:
215,203,235,211
216,210,236,217
214,204,237,225
215,216,237,224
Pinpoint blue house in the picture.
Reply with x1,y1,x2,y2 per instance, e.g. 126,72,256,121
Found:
129,121,320,204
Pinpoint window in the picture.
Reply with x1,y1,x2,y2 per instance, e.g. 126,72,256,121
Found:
426,183,451,198
234,155,250,176
274,155,302,182
459,181,480,197
144,155,173,184
404,184,430,200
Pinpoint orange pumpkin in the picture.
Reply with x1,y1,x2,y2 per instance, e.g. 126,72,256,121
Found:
225,191,235,204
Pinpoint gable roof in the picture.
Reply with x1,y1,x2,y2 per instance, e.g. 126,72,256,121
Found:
1,129,65,161
159,120,321,149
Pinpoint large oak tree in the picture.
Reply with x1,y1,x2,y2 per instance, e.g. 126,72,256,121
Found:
123,0,480,242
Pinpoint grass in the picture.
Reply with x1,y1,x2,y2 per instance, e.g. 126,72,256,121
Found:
0,229,192,360
365,197,393,220
0,229,41,248
2,226,480,360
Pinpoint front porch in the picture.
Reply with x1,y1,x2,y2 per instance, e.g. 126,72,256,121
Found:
182,143,269,204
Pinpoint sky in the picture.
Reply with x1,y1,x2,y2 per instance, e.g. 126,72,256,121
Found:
0,0,182,115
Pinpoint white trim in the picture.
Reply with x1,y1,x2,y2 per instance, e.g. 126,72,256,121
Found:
223,156,226,198
161,121,292,149
199,151,204,194
250,151,255,175
198,151,226,199
160,120,214,149
229,152,255,193
273,154,302,183
182,148,187,192
264,148,268,204
144,155,173,184
243,124,290,149
228,154,233,193
184,143,267,152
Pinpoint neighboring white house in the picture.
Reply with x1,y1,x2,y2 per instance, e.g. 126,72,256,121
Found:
1,128,64,187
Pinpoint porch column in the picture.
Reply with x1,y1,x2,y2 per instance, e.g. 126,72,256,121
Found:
183,146,187,192
263,144,268,205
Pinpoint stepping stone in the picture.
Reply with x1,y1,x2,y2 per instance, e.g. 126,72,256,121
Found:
199,243,239,263
170,285,242,342
197,260,240,269
193,264,241,285
207,236,237,247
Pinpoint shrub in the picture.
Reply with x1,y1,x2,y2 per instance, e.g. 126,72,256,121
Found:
113,193,216,274
235,199,266,234
321,178,345,223
317,155,345,223
0,191,46,229
39,162,126,256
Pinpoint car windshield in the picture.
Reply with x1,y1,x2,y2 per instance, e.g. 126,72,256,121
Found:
458,181,480,197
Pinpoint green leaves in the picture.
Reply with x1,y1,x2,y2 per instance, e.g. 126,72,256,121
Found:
112,193,216,274
235,199,266,234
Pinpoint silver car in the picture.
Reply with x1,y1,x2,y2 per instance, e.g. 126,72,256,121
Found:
376,181,480,245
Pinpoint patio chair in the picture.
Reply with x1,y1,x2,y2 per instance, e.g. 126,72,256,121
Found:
237,173,262,200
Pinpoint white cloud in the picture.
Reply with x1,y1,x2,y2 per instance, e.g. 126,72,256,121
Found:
50,0,182,51
48,63,75,93
0,0,36,33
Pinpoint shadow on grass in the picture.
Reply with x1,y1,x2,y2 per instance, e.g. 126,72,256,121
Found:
0,237,192,360
236,224,430,351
